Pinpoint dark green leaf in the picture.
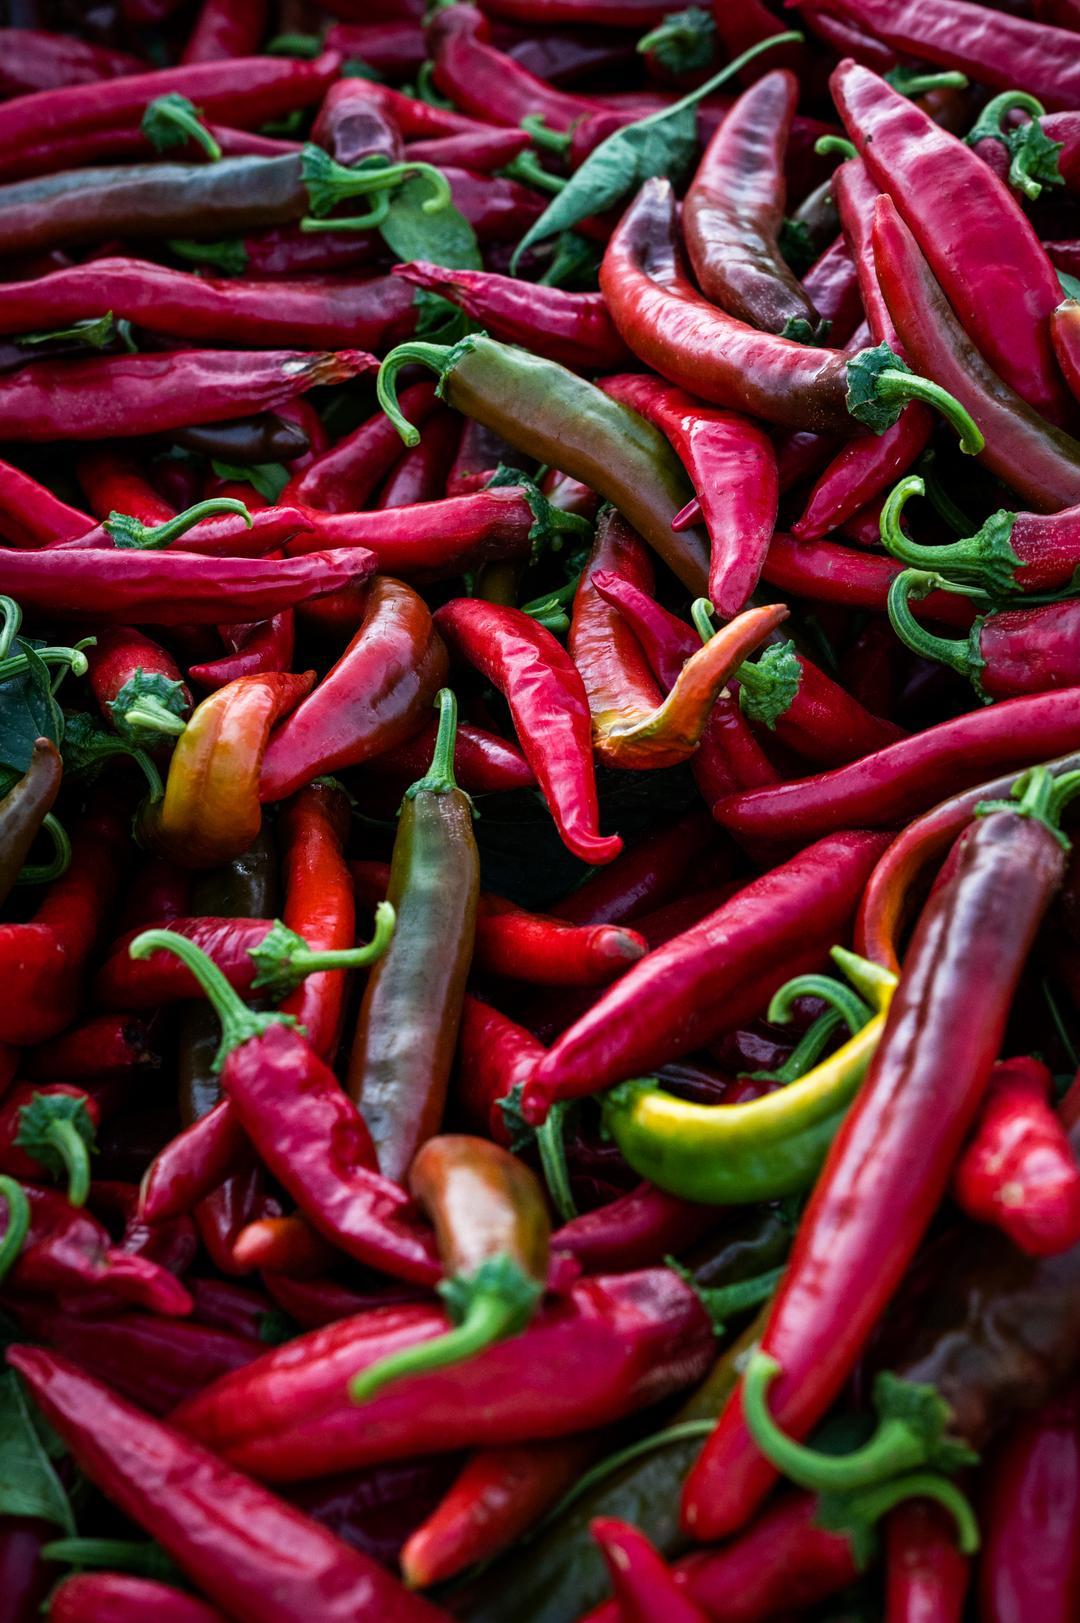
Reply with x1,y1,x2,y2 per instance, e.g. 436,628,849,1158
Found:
0,644,62,778
0,1369,75,1533
379,177,482,271
210,460,289,502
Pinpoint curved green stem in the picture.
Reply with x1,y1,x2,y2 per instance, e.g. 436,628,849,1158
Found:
815,135,857,160
690,1263,786,1331
16,813,70,887
0,645,88,684
690,597,715,645
123,701,187,739
407,687,460,797
735,640,803,729
105,496,251,551
521,114,571,155
377,339,457,446
248,902,396,999
768,974,872,1036
537,1101,577,1223
142,93,222,162
875,369,984,454
632,30,803,130
0,1176,29,1286
743,1353,929,1492
301,145,451,222
128,928,298,1071
885,66,968,96
0,597,22,662
46,1118,91,1207
349,1291,520,1403
836,1472,981,1558
886,570,982,688
504,152,566,195
754,1009,844,1084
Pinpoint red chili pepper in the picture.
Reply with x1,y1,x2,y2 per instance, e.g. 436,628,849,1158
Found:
48,1573,227,1623
8,1347,449,1623
323,22,425,79
684,69,825,342
182,0,268,62
889,580,1080,701
552,809,722,925
24,1013,157,1083
0,259,416,352
885,1500,970,1623
1052,298,1080,403
188,614,295,691
77,447,175,526
0,27,141,95
801,234,863,347
50,501,322,560
806,0,1080,109
0,456,91,546
274,784,355,1063
259,577,446,800
762,533,974,625
872,195,1080,512
953,1055,1080,1256
478,0,674,21
375,412,461,512
0,802,126,1047
551,1181,719,1274
284,383,439,514
598,373,777,619
392,262,630,372
130,927,440,1285
590,1517,711,1623
428,4,603,132
173,1264,720,1481
0,1084,98,1205
0,52,342,160
9,1299,260,1416
434,598,620,865
684,767,1075,1541
138,1100,247,1225
455,994,544,1147
601,178,981,444
1,1184,191,1314
85,627,191,749
405,126,531,172
360,717,534,794
0,348,373,443
521,830,888,1122
400,1436,597,1589
978,1388,1080,1623
716,689,1080,846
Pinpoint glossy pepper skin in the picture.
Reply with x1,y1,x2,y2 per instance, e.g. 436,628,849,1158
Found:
978,1389,1080,1623
173,1264,719,1482
522,830,888,1122
0,455,92,545
0,737,62,908
427,4,603,133
284,382,439,513
47,1573,227,1623
600,179,978,444
276,784,355,1062
832,60,1071,423
347,691,479,1184
140,671,313,869
435,599,620,865
349,1135,550,1401
715,688,1080,846
591,1517,711,1623
377,333,711,594
599,373,778,620
953,1056,1080,1256
872,196,1080,513
684,69,823,341
684,773,1070,1542
1053,300,1080,402
885,1501,969,1623
260,578,447,801
7,1347,448,1623
85,628,191,747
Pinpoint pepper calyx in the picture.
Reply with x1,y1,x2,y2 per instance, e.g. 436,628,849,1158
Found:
248,903,396,999
110,670,190,747
736,639,802,729
14,1092,96,1207
878,477,1022,597
847,345,983,453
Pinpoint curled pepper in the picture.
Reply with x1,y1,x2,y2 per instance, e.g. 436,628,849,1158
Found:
350,1136,550,1402
139,670,313,868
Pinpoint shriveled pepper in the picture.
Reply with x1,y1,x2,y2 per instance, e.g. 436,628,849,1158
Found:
350,1136,549,1401
346,690,479,1183
139,672,312,869
0,736,63,906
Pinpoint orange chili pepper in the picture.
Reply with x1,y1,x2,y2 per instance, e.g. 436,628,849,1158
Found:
140,670,313,868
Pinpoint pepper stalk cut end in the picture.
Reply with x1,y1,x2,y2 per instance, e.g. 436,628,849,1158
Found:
846,344,984,453
348,1254,543,1404
14,1092,96,1207
128,928,300,1072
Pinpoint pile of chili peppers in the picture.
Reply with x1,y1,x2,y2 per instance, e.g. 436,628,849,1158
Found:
4,2,1080,1619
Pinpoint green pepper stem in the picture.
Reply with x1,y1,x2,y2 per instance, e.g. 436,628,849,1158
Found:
690,597,715,645
885,67,968,96
742,1352,929,1492
815,135,857,160
105,496,251,551
123,701,187,739
301,145,451,221
0,597,22,662
141,93,222,162
966,89,1045,146
504,151,566,194
874,370,984,454
767,975,873,1036
755,1009,844,1084
288,900,396,975
878,476,1022,596
886,570,981,686
349,1290,520,1403
128,928,298,1071
840,1472,981,1558
406,688,460,798
15,813,70,888
40,1539,180,1579
45,1118,90,1207
0,645,88,684
377,341,455,446
248,903,397,998
537,1100,577,1224
976,764,1080,849
693,1264,786,1330
632,30,804,130
521,114,571,155
0,1175,29,1286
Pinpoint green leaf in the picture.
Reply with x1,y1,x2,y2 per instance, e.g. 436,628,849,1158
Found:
17,313,117,352
379,176,482,271
1058,269,1080,301
0,644,63,778
0,1368,75,1534
414,286,471,344
210,460,289,502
